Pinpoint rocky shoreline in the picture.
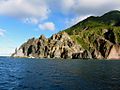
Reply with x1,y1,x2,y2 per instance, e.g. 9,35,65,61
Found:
12,32,120,60
12,32,92,59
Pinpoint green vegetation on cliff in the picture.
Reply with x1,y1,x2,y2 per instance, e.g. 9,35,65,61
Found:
12,10,120,59
65,10,120,35
64,10,120,58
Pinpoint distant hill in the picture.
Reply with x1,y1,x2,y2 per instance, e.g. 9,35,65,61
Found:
12,10,120,59
64,10,120,35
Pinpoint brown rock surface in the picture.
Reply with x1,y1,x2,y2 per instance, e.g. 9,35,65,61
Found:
12,32,90,59
107,45,120,59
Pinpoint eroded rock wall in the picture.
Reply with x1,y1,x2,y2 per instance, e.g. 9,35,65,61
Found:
12,32,91,59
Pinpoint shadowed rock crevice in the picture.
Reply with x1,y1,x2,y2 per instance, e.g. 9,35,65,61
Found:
104,30,115,44
12,32,89,59
27,45,33,56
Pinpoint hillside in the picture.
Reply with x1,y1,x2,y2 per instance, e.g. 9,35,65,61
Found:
64,10,120,35
64,10,120,59
12,10,120,59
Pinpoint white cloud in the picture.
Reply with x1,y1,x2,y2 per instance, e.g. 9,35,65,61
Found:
38,22,55,31
0,47,15,56
61,0,75,13
23,17,39,24
0,0,120,21
61,0,120,15
76,0,111,8
65,15,92,27
0,0,50,22
0,0,120,29
0,29,6,36
58,0,120,27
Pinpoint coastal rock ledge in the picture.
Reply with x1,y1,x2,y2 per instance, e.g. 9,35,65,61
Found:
12,32,91,59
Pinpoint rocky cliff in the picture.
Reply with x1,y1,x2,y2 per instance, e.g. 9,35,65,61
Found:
12,32,91,59
12,10,120,59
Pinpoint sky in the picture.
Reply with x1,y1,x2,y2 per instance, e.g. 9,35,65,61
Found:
0,0,120,56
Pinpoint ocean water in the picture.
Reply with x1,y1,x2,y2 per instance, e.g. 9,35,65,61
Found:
0,57,120,90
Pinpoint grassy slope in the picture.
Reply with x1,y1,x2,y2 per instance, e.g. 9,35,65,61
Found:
64,10,120,53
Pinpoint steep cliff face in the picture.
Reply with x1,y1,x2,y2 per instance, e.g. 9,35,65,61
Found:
63,10,120,59
65,28,120,59
12,32,91,59
12,10,120,59
107,45,120,59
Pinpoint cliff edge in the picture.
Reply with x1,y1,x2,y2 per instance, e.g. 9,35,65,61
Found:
12,10,120,59
12,32,91,59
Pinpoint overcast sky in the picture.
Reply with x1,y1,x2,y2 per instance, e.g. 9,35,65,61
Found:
0,0,120,56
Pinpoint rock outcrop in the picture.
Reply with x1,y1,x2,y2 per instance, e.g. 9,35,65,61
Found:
107,45,120,59
12,32,91,59
12,10,120,60
12,30,120,59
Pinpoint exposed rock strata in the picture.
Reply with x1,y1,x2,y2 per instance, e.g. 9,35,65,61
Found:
12,32,91,59
12,30,120,59
12,31,120,59
107,45,120,59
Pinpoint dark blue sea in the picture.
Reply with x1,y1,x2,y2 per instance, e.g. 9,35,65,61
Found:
0,57,120,90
